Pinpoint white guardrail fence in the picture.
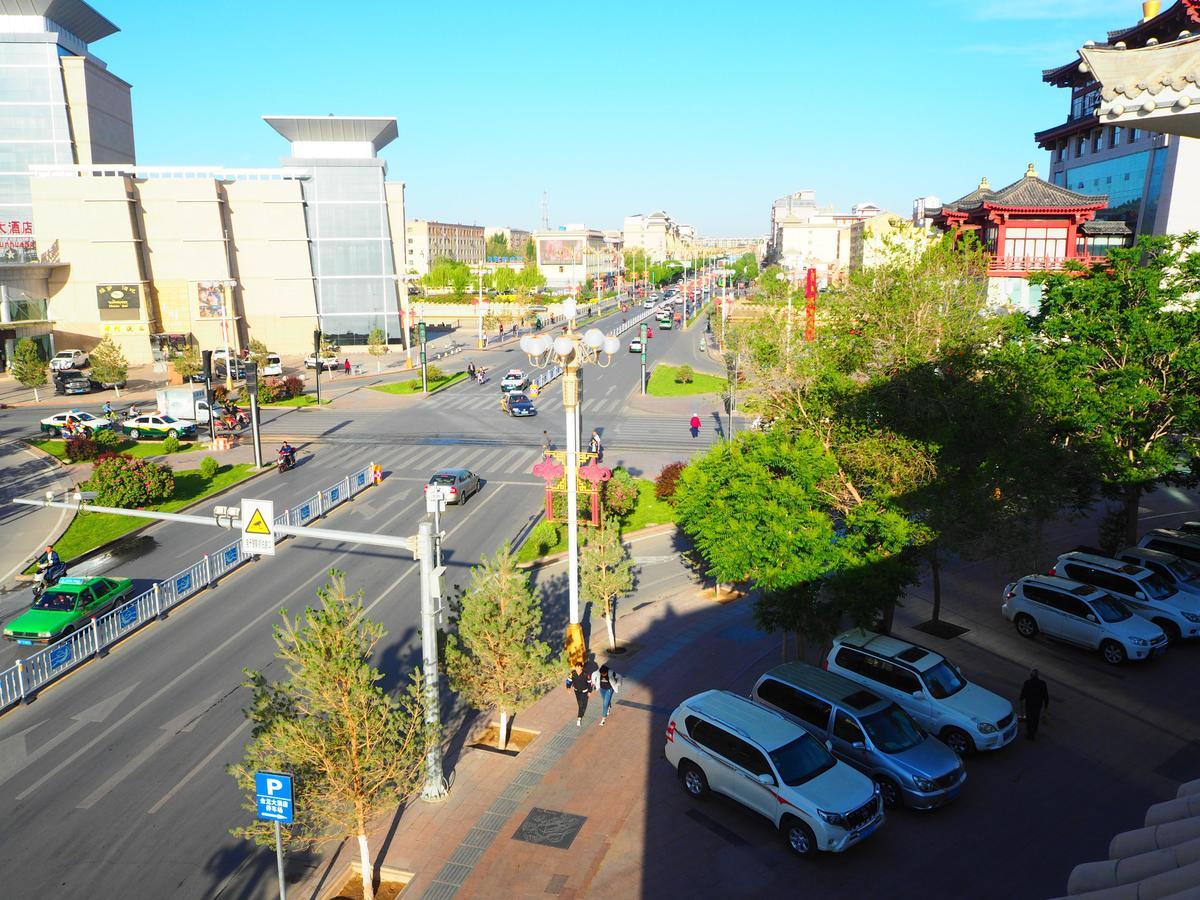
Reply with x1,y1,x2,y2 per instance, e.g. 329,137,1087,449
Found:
0,462,377,714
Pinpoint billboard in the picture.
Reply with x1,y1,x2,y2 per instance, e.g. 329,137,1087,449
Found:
96,284,141,311
197,281,227,319
539,239,583,265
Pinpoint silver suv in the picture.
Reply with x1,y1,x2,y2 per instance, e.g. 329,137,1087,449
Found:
1050,551,1200,643
1137,529,1200,566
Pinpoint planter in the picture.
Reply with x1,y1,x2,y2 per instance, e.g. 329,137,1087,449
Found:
320,863,410,900
470,722,540,757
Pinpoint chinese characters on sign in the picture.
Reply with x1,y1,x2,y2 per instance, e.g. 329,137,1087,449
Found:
0,219,36,263
97,284,141,311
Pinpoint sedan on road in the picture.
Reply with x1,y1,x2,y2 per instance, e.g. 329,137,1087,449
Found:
39,410,113,436
501,392,537,417
4,576,134,644
425,468,480,505
500,369,530,393
122,413,197,440
628,338,643,353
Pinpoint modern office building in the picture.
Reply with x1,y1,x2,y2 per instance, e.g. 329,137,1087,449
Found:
405,220,484,276
1035,0,1200,236
0,0,134,363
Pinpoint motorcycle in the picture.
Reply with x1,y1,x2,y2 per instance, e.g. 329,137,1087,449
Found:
32,561,68,600
276,450,296,473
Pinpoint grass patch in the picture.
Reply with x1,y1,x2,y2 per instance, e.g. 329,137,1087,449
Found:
646,364,726,397
370,371,468,395
51,463,257,562
28,438,198,463
260,394,326,407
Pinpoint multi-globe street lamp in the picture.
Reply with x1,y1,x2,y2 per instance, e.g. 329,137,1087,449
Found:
520,299,620,661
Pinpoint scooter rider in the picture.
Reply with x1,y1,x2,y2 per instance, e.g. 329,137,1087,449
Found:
278,441,296,469
34,544,64,590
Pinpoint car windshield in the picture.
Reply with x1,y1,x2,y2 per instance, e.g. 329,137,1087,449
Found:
1171,557,1200,585
32,589,77,612
1140,571,1176,601
768,733,835,786
1091,594,1133,623
859,704,924,754
921,660,966,699
431,473,458,485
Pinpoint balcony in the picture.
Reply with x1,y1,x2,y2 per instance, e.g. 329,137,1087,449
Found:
987,255,1103,277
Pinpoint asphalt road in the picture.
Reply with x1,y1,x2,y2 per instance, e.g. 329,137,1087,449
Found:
0,297,722,899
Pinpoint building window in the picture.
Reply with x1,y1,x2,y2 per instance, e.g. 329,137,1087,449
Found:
1075,137,1085,158
1129,128,1141,143
1092,130,1102,153
1109,126,1121,148
1004,226,1068,261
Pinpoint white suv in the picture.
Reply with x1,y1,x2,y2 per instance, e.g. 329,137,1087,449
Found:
824,630,1016,756
1050,551,1200,643
50,349,87,370
664,690,882,858
1002,574,1167,664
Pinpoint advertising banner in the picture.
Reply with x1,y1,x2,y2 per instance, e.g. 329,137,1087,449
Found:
539,239,582,265
197,282,227,319
96,284,141,311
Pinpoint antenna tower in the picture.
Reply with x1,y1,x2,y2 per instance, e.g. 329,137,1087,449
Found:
541,191,549,230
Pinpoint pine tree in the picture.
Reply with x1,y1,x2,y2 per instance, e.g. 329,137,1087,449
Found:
12,338,46,401
229,571,429,900
246,338,270,369
581,524,633,651
367,328,387,373
173,343,201,380
88,336,128,398
443,544,563,750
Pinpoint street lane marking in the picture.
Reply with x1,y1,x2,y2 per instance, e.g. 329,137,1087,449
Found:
148,719,251,815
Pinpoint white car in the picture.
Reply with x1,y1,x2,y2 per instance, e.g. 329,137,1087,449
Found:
825,629,1016,756
665,690,883,858
1002,574,1167,665
1049,550,1200,642
39,410,112,436
50,349,87,371
1117,547,1200,600
262,354,283,377
643,298,656,309
304,354,339,371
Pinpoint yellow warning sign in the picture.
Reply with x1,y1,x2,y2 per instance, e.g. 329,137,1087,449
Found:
245,508,271,535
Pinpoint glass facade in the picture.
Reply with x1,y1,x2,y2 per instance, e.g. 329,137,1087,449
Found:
1140,148,1168,234
0,41,76,262
1062,150,1155,233
301,163,399,343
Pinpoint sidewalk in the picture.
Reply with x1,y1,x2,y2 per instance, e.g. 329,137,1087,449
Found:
296,528,773,900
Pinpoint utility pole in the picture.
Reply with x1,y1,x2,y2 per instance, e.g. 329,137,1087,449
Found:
313,330,322,406
417,520,447,800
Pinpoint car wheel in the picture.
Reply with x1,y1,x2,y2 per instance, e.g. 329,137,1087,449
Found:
1154,619,1181,644
49,426,60,438
680,762,709,800
782,817,818,859
129,429,140,440
167,429,179,440
941,727,974,757
1014,613,1038,639
1100,640,1127,666
875,776,901,809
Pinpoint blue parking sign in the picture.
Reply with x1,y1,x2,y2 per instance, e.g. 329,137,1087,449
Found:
255,771,294,824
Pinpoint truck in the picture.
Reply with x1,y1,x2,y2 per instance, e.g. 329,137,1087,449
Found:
156,386,213,423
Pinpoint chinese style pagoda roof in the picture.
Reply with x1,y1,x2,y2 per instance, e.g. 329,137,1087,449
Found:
1081,29,1200,139
1080,219,1132,235
937,166,1107,215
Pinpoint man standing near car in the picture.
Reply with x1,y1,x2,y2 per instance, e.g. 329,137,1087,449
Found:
1020,668,1050,740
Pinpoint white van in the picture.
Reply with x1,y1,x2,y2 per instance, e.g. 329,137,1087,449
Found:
262,354,283,377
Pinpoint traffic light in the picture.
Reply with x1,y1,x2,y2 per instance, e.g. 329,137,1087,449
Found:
201,350,212,383
244,360,258,394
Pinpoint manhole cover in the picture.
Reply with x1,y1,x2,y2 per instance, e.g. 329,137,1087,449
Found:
512,807,587,849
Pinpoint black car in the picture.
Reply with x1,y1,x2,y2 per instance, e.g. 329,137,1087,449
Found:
54,369,128,394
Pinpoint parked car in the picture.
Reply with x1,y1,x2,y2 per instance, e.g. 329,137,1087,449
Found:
121,413,197,440
824,629,1016,756
50,349,87,371
500,392,536,417
1002,574,1167,665
304,353,339,371
3,576,133,644
628,338,643,353
52,369,94,395
751,663,964,810
39,410,112,437
262,353,283,377
1137,529,1200,566
1049,551,1200,642
1116,547,1200,599
664,690,883,858
499,369,530,393
424,468,480,505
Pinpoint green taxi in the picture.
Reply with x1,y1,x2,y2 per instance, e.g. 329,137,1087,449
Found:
3,576,134,645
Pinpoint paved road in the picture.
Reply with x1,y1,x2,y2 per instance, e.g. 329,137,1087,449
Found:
0,300,723,899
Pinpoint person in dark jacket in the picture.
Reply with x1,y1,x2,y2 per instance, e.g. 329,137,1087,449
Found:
565,662,591,727
1019,668,1050,740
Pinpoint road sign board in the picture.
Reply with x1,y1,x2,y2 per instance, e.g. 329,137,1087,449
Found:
241,498,276,556
255,771,294,823
426,484,450,513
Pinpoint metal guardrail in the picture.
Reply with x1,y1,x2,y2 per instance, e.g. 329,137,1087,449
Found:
610,306,658,338
531,365,564,390
0,462,377,714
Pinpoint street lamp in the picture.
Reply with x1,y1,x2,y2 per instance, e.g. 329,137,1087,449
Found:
520,299,620,663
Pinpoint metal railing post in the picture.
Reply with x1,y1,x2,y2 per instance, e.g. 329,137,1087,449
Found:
315,492,325,519
16,659,27,704
90,617,102,658
153,582,164,619
204,553,214,588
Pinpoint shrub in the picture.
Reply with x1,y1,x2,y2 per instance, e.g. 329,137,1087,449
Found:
89,455,174,507
603,467,638,518
283,374,304,398
162,434,181,454
93,428,124,450
674,365,694,384
199,455,219,480
526,521,560,558
424,364,445,382
64,435,99,462
655,461,687,503
257,377,283,404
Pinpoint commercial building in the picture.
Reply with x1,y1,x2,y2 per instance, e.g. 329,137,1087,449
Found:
0,0,135,363
848,211,921,271
405,220,484,276
534,226,620,290
768,191,880,284
1035,0,1200,236
622,210,684,262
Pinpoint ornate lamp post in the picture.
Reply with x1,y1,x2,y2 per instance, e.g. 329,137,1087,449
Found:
521,299,620,662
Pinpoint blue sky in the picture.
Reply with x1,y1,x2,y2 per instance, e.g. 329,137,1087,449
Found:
98,0,1141,236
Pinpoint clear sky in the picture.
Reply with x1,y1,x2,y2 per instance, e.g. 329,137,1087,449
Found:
97,0,1142,237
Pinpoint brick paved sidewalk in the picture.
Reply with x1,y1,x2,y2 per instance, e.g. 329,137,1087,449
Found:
296,547,775,900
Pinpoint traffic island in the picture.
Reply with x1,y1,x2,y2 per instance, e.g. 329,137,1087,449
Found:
469,723,539,757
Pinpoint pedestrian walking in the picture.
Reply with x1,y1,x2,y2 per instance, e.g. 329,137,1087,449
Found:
541,430,552,456
590,664,621,725
467,361,476,379
343,358,351,376
589,430,602,461
1019,668,1050,740
689,413,701,439
566,662,591,726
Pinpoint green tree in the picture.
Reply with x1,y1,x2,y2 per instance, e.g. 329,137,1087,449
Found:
88,336,129,398
517,264,545,293
367,327,387,373
173,343,201,381
998,233,1200,545
524,236,536,263
12,337,47,401
442,545,563,751
229,572,428,900
581,525,633,651
486,232,511,258
246,338,270,369
755,265,791,305
730,252,758,284
753,582,839,663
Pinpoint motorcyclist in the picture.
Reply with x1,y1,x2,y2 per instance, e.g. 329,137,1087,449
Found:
34,544,63,590
127,403,140,418
278,441,296,469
